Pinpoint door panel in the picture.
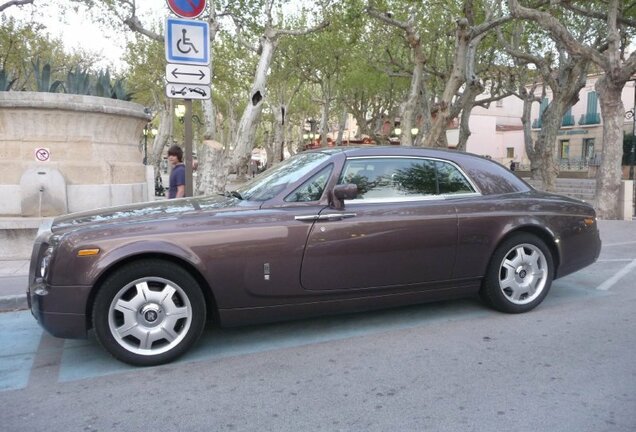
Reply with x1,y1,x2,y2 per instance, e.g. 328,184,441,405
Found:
300,201,457,291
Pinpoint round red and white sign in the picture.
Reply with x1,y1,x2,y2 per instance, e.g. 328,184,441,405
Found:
34,148,50,162
166,0,207,19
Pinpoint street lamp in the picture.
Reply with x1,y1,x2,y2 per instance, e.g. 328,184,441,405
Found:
142,124,157,165
175,104,186,119
175,104,204,125
625,83,636,180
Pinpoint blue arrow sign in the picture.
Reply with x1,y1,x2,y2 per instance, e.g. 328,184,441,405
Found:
165,17,210,65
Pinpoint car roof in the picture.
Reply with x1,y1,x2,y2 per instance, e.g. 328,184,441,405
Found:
307,145,531,195
309,145,482,160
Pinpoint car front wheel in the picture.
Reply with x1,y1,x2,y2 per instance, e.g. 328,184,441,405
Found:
481,233,554,313
93,259,206,366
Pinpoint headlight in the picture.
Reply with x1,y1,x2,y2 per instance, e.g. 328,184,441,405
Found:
39,246,54,278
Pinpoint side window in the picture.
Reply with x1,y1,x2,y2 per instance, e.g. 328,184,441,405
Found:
285,165,333,202
339,158,475,200
392,160,437,195
436,161,474,194
339,158,438,200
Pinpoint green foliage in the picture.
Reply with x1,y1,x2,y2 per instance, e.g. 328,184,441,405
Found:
31,58,64,93
65,66,91,95
0,70,17,91
93,69,112,98
121,31,165,108
111,78,133,101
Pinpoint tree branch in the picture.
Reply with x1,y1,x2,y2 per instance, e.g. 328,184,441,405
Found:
508,0,608,68
561,1,636,28
0,0,34,12
275,20,330,37
123,15,162,42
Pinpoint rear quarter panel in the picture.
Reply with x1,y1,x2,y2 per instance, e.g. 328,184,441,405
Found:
451,192,599,280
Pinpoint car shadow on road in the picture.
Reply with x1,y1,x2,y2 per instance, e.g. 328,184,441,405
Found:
54,277,610,383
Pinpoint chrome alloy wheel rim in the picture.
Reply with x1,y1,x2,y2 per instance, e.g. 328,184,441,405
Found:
108,277,193,356
498,243,548,305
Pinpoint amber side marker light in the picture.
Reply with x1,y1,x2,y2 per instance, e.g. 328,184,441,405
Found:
583,218,595,226
77,248,100,257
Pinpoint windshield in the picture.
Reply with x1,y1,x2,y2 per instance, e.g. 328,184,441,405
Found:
235,152,332,201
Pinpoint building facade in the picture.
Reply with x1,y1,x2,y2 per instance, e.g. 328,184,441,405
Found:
459,73,636,173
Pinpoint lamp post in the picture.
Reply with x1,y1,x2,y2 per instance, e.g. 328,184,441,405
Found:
307,118,318,145
142,124,157,165
625,83,636,180
629,80,636,180
176,104,204,125
174,102,195,197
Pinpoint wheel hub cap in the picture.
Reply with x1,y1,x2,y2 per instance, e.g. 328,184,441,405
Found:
139,304,163,326
517,267,527,279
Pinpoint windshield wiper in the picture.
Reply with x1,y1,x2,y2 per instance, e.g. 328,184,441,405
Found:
219,190,244,200
229,190,243,200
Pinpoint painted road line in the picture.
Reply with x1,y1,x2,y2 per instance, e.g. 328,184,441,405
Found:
596,259,636,291
0,311,42,392
27,333,65,389
603,241,636,247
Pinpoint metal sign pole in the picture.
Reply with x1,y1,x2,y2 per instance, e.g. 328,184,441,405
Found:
184,99,194,197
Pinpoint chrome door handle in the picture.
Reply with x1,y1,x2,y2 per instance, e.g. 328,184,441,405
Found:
294,215,320,222
317,213,357,221
294,213,357,222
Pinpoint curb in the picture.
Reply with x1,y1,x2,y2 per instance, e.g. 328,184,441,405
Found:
0,294,28,313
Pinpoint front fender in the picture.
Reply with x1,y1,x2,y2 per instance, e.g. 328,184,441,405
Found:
49,238,203,287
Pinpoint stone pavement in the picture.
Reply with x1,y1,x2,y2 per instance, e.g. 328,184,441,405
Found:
1,219,634,313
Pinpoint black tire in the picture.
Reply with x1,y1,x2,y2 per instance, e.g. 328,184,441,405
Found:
93,259,206,366
480,233,554,314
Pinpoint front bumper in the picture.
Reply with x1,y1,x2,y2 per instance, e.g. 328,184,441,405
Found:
28,222,92,339
29,279,92,339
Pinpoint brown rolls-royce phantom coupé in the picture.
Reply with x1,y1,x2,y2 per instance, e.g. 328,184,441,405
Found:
28,146,601,365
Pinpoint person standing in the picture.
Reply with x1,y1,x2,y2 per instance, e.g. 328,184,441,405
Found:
167,145,186,199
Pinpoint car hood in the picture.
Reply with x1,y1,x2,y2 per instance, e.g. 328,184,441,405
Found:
51,195,256,234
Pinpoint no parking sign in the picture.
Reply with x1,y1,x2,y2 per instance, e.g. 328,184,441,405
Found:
166,0,207,19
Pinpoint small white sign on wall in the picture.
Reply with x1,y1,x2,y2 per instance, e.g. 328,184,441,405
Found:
34,148,51,162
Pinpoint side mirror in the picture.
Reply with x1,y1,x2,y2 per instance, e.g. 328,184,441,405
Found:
330,183,358,210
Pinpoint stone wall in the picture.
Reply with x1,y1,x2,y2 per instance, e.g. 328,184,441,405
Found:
0,92,151,259
0,92,150,216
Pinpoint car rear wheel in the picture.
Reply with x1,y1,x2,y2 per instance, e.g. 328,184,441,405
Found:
481,233,554,313
93,260,206,366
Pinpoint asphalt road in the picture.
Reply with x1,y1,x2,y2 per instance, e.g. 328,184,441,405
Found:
0,221,634,432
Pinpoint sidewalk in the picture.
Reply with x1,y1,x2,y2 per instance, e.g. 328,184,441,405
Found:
0,259,29,312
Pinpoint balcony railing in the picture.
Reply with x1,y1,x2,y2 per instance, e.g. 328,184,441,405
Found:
561,114,575,127
557,155,600,170
579,112,601,125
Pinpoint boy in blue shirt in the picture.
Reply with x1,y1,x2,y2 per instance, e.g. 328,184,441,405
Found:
167,145,186,199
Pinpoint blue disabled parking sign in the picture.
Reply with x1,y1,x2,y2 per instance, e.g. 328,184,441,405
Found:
165,17,210,65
